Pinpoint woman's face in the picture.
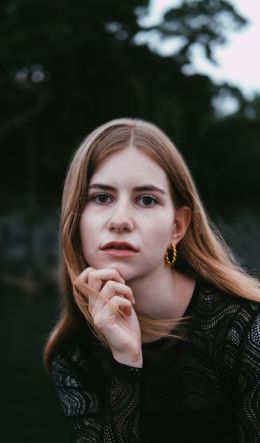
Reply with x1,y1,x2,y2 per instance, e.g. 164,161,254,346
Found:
80,146,177,282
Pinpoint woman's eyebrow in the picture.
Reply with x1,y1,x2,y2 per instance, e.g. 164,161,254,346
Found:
88,183,166,195
134,185,166,195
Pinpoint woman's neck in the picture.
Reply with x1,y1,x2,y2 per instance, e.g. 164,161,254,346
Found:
127,266,196,320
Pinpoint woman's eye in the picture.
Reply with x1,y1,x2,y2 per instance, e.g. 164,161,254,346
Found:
88,193,157,206
139,195,158,206
92,193,112,204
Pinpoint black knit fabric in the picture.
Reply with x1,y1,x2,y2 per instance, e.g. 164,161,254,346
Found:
50,281,260,442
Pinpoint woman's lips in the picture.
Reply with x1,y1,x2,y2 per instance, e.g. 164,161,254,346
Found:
101,248,138,257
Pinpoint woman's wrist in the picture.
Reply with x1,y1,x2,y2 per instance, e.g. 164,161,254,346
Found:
112,352,143,368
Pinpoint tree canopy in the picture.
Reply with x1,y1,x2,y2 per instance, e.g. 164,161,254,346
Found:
1,0,259,212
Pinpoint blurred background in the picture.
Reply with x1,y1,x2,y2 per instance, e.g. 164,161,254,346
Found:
1,0,260,441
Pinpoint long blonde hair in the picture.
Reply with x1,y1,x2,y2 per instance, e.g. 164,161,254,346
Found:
44,117,260,369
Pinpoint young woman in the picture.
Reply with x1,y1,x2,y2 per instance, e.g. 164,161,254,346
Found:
44,118,260,443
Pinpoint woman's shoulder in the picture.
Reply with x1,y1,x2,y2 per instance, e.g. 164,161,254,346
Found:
49,334,110,419
195,279,260,324
49,336,89,382
193,280,260,361
192,281,260,368
49,331,110,383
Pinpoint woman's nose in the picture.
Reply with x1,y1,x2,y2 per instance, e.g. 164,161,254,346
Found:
107,201,134,232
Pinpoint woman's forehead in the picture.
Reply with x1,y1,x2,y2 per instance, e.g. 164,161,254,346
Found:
91,147,168,182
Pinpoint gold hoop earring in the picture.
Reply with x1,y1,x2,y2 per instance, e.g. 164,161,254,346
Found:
164,244,177,266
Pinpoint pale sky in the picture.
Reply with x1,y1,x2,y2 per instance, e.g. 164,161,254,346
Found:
136,0,260,100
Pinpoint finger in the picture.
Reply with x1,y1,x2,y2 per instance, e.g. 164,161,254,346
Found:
75,267,125,295
107,295,133,317
74,267,95,292
74,267,127,316
101,280,134,303
88,268,125,292
87,268,126,312
93,296,133,328
91,281,135,317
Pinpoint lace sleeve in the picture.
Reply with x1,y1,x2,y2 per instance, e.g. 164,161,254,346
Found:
237,311,260,443
50,345,142,443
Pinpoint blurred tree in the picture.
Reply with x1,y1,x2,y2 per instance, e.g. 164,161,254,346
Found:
150,0,247,64
0,0,259,213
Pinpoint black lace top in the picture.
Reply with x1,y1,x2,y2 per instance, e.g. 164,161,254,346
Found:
49,281,260,442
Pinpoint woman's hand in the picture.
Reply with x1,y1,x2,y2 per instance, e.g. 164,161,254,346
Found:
74,267,143,367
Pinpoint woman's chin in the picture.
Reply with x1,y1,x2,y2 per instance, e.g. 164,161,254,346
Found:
89,259,142,282
104,264,138,282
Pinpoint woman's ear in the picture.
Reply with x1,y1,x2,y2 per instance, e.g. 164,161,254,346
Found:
171,206,191,244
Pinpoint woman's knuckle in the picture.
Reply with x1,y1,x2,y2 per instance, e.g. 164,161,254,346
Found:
93,315,102,328
106,280,114,289
112,269,119,277
88,269,95,279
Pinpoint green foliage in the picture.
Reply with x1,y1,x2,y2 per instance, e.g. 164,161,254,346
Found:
0,0,259,212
